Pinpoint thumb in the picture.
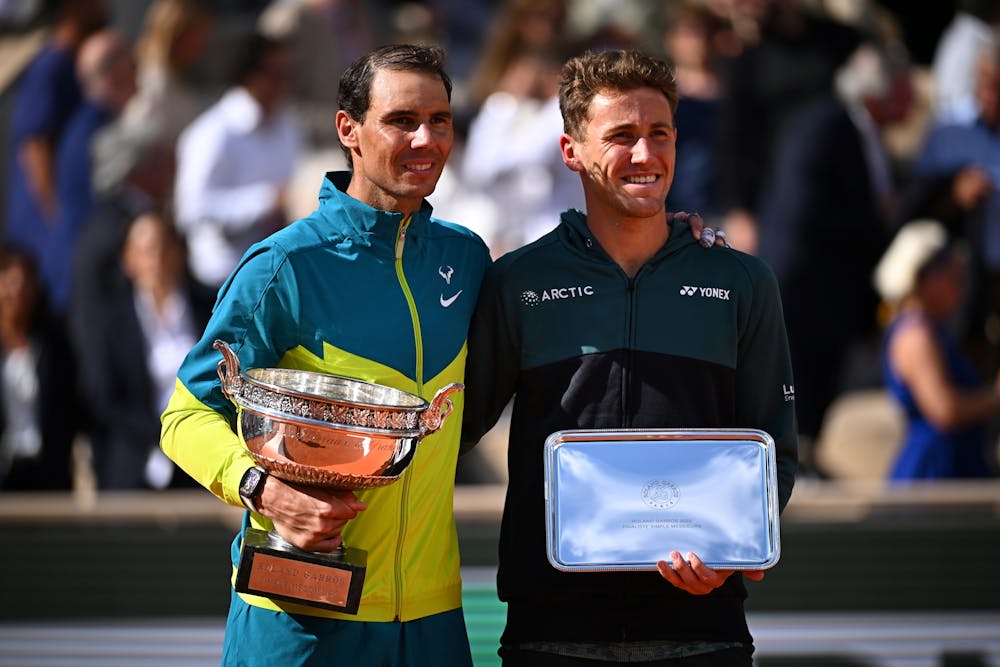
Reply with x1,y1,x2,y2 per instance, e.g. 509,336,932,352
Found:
335,490,367,512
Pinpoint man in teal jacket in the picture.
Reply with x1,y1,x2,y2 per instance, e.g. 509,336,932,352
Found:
462,49,798,666
161,44,490,666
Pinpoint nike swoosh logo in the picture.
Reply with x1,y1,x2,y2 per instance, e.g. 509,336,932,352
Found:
440,290,463,307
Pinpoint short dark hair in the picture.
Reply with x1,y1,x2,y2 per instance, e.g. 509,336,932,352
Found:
559,49,678,140
337,44,453,164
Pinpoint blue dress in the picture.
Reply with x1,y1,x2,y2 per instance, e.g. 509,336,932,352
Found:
883,312,993,479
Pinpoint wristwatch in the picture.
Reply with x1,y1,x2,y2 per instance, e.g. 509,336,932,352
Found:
239,466,267,513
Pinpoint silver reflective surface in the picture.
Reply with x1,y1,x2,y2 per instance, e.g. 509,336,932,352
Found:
246,367,427,408
544,429,780,571
238,409,419,488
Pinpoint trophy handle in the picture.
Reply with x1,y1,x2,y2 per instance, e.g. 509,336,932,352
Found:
419,382,464,436
214,340,243,399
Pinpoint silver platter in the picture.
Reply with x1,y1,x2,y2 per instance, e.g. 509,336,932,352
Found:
544,428,781,571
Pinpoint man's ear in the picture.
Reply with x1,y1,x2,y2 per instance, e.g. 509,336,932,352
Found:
336,110,359,151
559,134,583,173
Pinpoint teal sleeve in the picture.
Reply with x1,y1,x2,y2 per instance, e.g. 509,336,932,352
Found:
162,244,300,504
178,244,301,416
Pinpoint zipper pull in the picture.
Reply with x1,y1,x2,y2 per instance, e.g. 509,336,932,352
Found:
395,215,411,259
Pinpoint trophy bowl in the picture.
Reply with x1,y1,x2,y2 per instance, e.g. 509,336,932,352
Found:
214,340,462,490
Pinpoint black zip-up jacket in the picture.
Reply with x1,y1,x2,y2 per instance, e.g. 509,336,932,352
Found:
462,210,798,646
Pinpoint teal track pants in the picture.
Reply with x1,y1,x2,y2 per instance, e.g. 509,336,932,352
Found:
221,588,474,667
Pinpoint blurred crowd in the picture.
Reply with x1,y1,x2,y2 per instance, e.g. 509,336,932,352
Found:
0,0,998,492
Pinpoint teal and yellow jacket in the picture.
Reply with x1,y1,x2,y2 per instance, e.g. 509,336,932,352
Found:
161,171,490,622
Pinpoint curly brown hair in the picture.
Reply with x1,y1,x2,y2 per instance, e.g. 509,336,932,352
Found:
559,49,678,140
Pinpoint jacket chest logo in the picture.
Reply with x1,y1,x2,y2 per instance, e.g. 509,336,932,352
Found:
520,285,595,307
680,285,730,301
438,265,463,308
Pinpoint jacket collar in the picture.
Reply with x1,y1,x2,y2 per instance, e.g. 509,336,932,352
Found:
558,208,698,268
316,171,435,251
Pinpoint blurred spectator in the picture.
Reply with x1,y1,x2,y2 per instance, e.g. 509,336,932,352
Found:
562,0,649,54
467,0,569,110
79,211,211,489
3,0,107,259
257,0,381,222
0,2,47,91
121,0,216,149
69,118,176,482
173,32,302,288
460,45,583,255
900,44,1000,237
45,28,135,315
457,0,585,253
701,0,773,53
874,219,1000,479
716,0,861,253
258,0,379,148
0,245,78,491
661,0,727,222
754,38,914,467
930,0,1000,126
904,40,1000,380
424,0,496,91
0,1,48,235
72,118,177,327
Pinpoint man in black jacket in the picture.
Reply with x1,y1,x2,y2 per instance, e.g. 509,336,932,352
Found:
462,49,798,666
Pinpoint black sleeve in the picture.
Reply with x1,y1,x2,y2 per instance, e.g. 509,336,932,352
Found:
735,259,799,511
460,263,520,454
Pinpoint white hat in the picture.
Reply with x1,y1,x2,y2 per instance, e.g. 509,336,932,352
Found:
873,219,949,303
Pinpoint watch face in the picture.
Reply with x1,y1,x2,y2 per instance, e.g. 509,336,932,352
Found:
241,468,262,496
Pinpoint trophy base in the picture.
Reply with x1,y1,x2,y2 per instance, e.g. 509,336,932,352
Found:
234,527,367,614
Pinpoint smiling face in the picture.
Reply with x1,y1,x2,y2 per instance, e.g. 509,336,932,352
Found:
337,68,454,215
560,86,676,224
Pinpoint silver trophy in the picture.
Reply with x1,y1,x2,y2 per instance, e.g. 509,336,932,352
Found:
214,340,462,613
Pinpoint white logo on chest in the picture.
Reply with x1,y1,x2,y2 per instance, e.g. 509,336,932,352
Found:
439,265,462,307
679,285,730,301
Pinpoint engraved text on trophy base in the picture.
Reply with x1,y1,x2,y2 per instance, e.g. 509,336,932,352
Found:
247,553,352,608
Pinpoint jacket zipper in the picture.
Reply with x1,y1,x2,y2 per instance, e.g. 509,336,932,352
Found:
624,266,651,639
622,275,638,427
393,214,424,621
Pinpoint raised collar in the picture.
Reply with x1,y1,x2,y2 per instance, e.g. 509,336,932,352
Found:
315,171,435,251
558,208,698,268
